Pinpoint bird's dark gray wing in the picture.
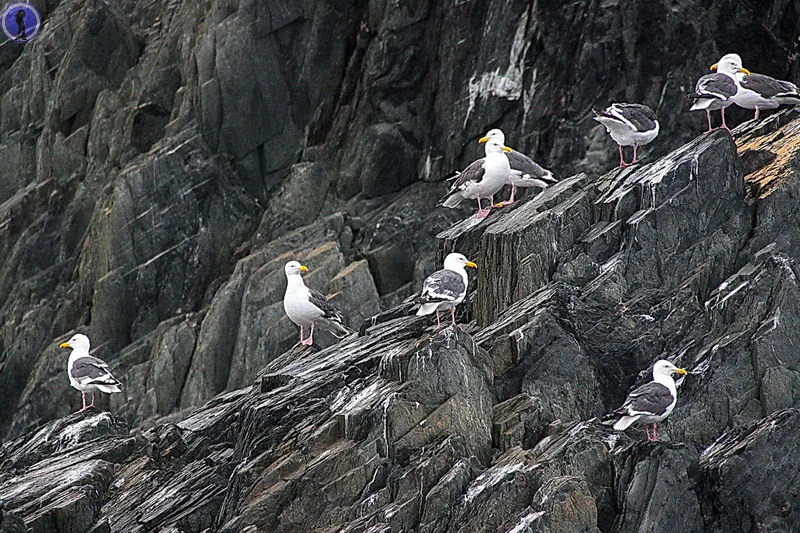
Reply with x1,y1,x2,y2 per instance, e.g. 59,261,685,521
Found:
690,73,737,100
609,103,658,132
615,382,673,417
308,288,346,323
506,150,555,181
451,159,486,189
418,269,466,304
71,356,120,386
740,73,799,98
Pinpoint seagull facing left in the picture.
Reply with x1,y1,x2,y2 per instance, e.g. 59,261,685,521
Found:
609,359,688,442
593,103,659,168
59,334,122,413
478,129,556,206
283,261,351,346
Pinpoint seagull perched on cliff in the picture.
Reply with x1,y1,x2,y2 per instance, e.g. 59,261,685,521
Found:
608,359,688,442
284,261,351,346
438,138,511,219
477,129,556,206
592,103,659,168
689,53,744,133
59,334,122,413
416,253,477,329
719,57,800,120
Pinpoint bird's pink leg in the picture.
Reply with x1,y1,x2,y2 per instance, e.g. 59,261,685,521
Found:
302,323,315,346
754,108,760,121
720,107,731,133
618,145,629,168
631,144,639,164
644,424,653,441
75,392,88,413
298,325,305,345
652,423,659,441
704,110,714,134
434,310,442,330
476,197,491,219
497,185,517,206
88,392,95,408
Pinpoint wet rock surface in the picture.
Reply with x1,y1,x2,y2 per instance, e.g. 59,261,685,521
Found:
2,0,800,531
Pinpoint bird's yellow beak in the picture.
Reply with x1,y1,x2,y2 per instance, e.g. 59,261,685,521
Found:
710,63,718,71
478,136,489,143
675,368,688,376
502,146,512,153
738,67,750,74
59,342,70,349
465,261,478,268
299,265,308,272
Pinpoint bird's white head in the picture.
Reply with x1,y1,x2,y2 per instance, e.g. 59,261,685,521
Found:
285,260,309,277
443,253,478,271
652,359,688,380
483,138,512,155
479,128,505,145
710,53,749,76
59,333,90,352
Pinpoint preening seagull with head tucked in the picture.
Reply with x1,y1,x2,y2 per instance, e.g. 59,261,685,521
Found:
609,359,688,442
59,334,122,413
438,138,512,219
477,129,556,206
689,53,745,133
593,103,659,168
283,260,351,346
416,253,477,329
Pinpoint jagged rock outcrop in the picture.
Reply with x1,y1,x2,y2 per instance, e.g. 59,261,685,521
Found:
2,108,800,531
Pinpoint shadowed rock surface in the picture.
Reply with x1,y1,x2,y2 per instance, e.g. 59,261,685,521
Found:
2,0,800,531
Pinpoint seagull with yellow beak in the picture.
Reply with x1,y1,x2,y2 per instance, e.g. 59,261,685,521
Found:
59,334,122,413
416,253,477,329
689,53,745,133
716,56,800,120
283,261,350,346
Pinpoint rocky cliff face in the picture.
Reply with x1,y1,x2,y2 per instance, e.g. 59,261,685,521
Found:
2,0,800,532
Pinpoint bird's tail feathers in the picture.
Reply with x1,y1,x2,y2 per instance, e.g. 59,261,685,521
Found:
416,302,439,316
328,319,352,338
612,415,638,431
439,192,464,208
689,97,715,110
96,383,122,393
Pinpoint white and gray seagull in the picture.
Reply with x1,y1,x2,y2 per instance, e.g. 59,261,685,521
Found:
689,53,745,133
438,138,511,219
609,359,688,442
283,261,350,346
59,334,122,413
477,128,556,206
416,252,477,329
593,103,659,168
719,56,800,120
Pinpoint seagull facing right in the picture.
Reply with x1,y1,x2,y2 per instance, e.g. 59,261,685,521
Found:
688,53,745,133
416,252,477,329
592,103,659,168
59,334,122,413
438,138,511,219
283,261,350,346
610,359,688,442
477,129,557,206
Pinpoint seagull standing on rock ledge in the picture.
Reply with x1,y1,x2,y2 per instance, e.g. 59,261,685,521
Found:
283,261,351,346
478,129,556,206
438,138,511,219
416,253,477,329
592,103,659,168
60,334,122,413
689,53,743,133
609,359,688,442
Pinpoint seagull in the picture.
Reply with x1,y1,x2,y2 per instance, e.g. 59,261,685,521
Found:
477,129,556,206
718,58,800,120
689,53,745,133
438,138,511,219
59,334,122,413
609,359,688,442
283,261,350,346
416,253,477,329
592,103,659,168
